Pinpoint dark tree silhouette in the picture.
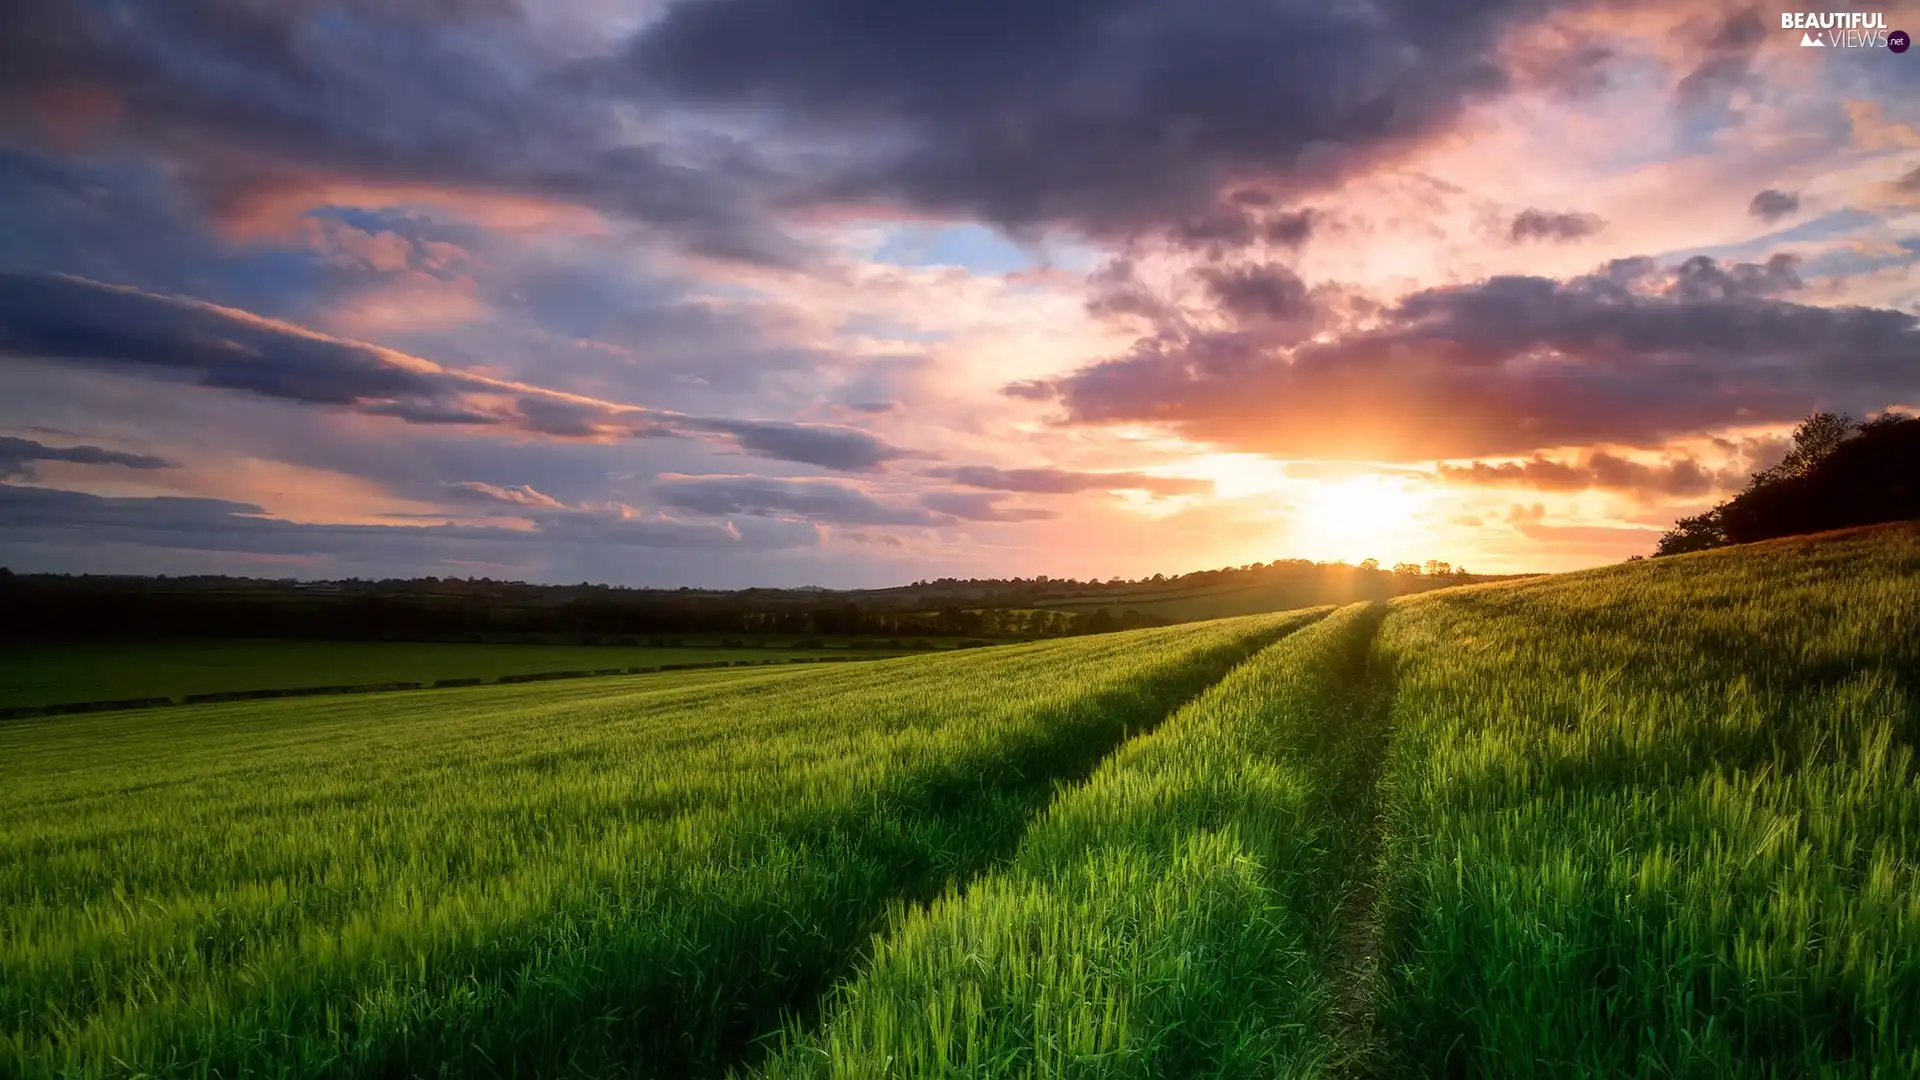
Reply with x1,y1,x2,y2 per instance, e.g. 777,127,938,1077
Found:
1656,411,1920,556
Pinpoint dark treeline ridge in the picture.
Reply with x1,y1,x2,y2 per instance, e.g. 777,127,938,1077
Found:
1657,410,1919,556
0,558,1486,644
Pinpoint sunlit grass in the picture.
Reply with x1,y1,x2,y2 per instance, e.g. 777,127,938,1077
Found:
1373,525,1920,1077
5,524,1916,1079
757,603,1385,1078
0,615,1298,1079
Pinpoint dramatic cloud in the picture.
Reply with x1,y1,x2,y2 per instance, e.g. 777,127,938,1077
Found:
1084,258,1178,324
2,0,1560,259
1019,254,1920,460
622,0,1558,236
444,481,570,512
1747,188,1801,223
1,0,1911,583
0,272,906,470
0,482,769,557
655,475,947,527
916,491,1057,523
1198,264,1315,322
687,419,907,472
1435,451,1746,498
1510,208,1607,243
0,436,172,480
0,272,455,407
0,3,802,263
1166,203,1318,254
653,475,1061,527
929,465,1213,497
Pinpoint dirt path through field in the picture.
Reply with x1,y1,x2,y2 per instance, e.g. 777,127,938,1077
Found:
1322,603,1394,1080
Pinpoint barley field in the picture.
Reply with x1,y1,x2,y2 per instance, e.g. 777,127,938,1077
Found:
3,524,1917,1078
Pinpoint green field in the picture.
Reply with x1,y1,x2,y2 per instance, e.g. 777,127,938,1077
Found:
1031,571,1481,622
0,615,1306,1078
3,524,1917,1077
1371,525,1920,1076
0,640,900,711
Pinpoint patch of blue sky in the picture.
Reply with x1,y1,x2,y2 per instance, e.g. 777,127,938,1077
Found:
872,222,1034,273
1649,208,1887,266
869,221,1106,278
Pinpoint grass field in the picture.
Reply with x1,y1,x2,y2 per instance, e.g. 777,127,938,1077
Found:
756,602,1382,1077
0,614,1304,1078
1370,524,1920,1077
3,523,1917,1078
1031,572,1477,622
0,639,898,711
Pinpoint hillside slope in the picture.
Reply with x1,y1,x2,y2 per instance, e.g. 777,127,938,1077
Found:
1373,521,1920,1076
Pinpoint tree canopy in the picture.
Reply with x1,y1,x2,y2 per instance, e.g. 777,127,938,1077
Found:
1656,411,1920,556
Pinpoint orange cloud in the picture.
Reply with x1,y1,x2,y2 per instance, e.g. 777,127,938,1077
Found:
215,177,608,243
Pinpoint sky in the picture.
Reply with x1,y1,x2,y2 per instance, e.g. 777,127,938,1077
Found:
0,0,1917,588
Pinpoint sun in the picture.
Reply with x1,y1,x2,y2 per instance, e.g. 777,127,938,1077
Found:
1290,474,1431,562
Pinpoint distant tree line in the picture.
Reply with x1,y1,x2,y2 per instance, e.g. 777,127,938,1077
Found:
1656,411,1919,557
0,584,1175,644
0,553,1491,644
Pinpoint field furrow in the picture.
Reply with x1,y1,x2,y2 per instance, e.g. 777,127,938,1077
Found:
754,601,1383,1079
0,614,1303,1080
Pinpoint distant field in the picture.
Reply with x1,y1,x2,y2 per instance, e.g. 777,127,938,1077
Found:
1035,574,1417,621
0,639,899,710
4,524,1917,1078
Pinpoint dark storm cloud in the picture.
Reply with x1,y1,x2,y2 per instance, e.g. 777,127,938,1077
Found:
0,437,174,480
916,491,1058,523
1509,208,1607,243
621,0,1559,236
928,465,1212,497
1198,264,1313,321
4,0,1602,253
1435,451,1744,498
656,475,948,527
0,272,910,471
1263,210,1318,249
1666,252,1802,300
1748,188,1801,223
0,271,459,404
0,2,801,264
1167,204,1317,254
1016,254,1920,460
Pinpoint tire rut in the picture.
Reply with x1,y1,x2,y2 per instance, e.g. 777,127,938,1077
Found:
728,609,1332,1078
1320,602,1395,1080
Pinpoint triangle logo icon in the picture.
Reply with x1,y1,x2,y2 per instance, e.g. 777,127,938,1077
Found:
1801,31,1825,45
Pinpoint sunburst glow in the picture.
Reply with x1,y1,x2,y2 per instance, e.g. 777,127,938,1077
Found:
1290,475,1432,563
